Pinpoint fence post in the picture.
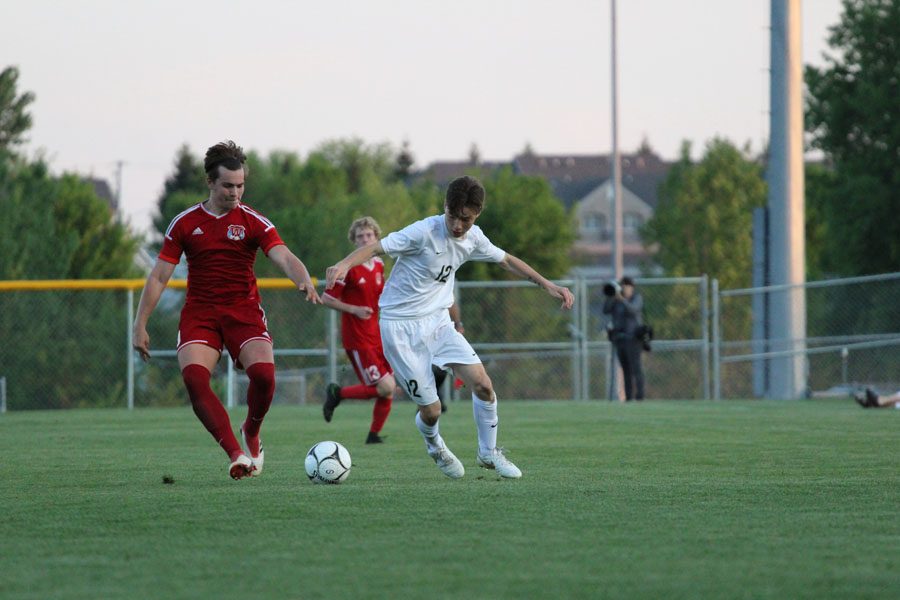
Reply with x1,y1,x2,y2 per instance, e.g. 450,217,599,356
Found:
574,277,587,400
712,278,721,400
127,288,135,410
1,376,6,413
328,308,338,385
701,275,710,400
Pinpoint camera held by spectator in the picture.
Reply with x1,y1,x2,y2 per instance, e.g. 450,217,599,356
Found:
603,280,622,297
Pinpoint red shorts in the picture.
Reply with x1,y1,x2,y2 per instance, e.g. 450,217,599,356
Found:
178,301,272,364
345,347,393,386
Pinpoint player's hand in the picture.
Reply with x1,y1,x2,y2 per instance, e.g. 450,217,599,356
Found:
133,328,151,362
548,284,575,310
325,263,347,290
354,306,375,320
299,281,323,304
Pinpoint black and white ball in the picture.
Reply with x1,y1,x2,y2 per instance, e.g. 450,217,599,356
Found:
305,441,351,484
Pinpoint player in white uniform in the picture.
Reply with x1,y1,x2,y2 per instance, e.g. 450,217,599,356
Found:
326,176,574,479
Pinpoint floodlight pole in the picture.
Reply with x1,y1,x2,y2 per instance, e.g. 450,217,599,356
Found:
767,0,807,399
610,0,623,280
607,0,624,402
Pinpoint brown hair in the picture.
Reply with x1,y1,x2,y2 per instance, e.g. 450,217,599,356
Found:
348,216,382,243
204,140,248,181
445,176,485,215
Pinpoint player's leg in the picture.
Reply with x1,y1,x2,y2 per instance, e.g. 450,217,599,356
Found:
367,371,396,444
341,348,382,400
177,342,249,479
324,348,376,422
224,304,276,476
437,321,521,479
432,364,449,413
381,317,463,478
237,340,275,475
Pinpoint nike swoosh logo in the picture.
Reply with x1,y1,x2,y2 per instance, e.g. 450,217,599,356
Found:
490,424,497,428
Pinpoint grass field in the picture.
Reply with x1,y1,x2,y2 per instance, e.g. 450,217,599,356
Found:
1,399,897,599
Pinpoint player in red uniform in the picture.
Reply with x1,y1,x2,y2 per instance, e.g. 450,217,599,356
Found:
132,140,322,479
321,217,396,444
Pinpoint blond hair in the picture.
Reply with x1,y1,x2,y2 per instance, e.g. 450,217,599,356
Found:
348,216,382,243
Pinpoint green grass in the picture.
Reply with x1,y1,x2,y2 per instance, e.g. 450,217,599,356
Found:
1,400,897,599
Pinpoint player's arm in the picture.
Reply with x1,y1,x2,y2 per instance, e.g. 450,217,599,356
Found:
325,241,384,290
133,259,177,362
268,244,322,304
498,253,574,310
322,293,374,320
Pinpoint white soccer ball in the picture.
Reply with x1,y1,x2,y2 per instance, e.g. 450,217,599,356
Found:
305,441,352,484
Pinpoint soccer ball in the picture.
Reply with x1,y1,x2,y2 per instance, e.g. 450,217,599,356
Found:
305,441,352,484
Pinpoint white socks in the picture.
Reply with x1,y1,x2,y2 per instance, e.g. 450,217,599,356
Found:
415,411,443,453
472,392,498,456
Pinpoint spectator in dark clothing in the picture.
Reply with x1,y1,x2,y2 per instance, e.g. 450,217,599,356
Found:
603,277,645,400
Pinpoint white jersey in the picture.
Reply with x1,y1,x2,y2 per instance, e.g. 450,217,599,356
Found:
379,214,506,319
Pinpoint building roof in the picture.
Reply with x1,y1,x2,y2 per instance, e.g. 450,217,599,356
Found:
512,150,670,210
418,149,671,211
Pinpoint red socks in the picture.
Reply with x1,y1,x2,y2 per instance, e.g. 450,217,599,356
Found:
339,383,392,434
371,395,392,434
341,383,379,399
181,364,242,460
243,362,275,439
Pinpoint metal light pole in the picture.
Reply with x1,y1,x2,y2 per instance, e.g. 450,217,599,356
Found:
610,0,623,280
607,0,624,401
767,0,807,399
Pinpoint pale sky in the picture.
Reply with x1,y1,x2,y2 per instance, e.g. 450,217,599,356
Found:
3,0,844,235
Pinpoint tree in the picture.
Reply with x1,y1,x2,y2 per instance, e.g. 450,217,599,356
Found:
152,144,206,241
393,139,415,182
0,66,35,153
805,0,900,274
641,139,767,290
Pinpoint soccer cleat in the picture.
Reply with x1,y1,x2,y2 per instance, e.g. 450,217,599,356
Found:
240,427,264,476
365,431,385,444
428,443,465,479
477,448,522,479
323,383,342,422
865,387,880,408
229,454,253,480
852,391,867,407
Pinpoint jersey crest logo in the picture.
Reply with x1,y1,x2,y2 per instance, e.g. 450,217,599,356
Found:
226,224,246,241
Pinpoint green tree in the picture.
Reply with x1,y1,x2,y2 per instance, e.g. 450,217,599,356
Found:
394,139,415,182
152,144,206,241
805,0,900,274
0,66,35,153
641,139,767,290
468,166,574,281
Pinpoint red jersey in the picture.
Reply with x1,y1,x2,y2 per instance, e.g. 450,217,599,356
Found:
325,258,385,349
159,202,284,305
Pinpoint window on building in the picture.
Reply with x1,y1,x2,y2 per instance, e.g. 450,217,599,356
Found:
623,212,643,231
582,213,607,232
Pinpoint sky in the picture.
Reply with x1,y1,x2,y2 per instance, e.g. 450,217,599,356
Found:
3,0,844,236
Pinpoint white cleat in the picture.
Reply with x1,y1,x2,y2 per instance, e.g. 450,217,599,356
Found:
428,443,465,479
477,448,522,479
240,428,264,477
229,454,253,480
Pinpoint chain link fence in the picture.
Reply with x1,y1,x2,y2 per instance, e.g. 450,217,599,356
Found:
0,276,710,411
713,272,900,399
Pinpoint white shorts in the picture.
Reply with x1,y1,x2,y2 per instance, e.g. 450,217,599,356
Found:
380,311,481,406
